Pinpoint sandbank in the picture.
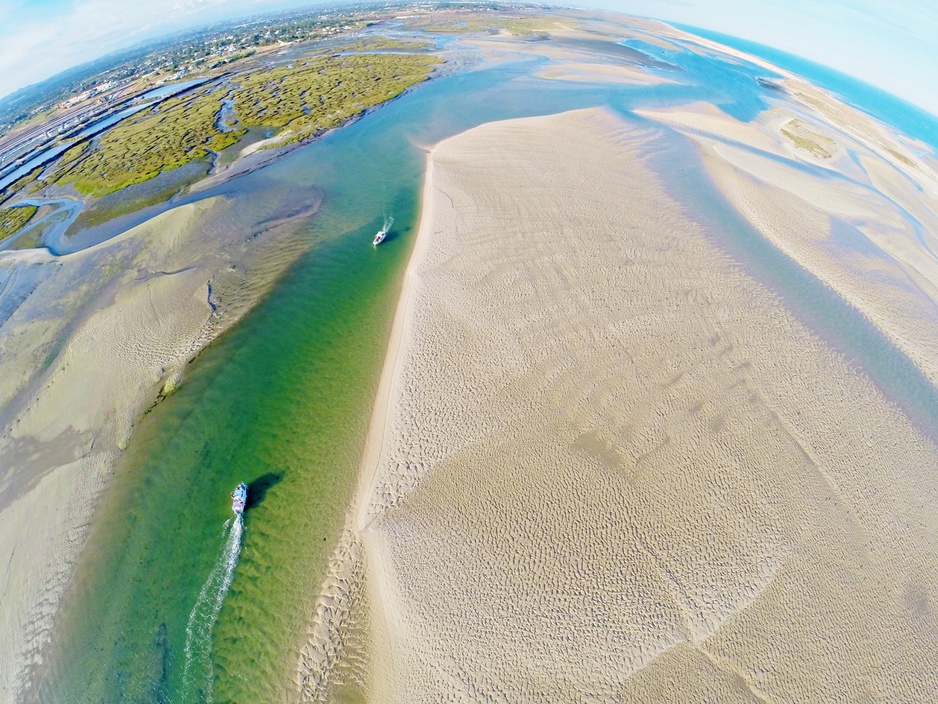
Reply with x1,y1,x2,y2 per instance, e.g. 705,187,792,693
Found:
637,97,938,386
537,61,674,86
300,107,938,701
0,194,311,702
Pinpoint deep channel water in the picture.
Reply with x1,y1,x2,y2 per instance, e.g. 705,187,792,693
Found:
31,33,938,704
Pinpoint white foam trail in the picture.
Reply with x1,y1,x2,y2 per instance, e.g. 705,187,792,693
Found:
382,214,394,233
181,515,243,702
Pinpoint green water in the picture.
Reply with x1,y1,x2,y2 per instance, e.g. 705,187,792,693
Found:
31,34,938,704
35,58,615,703
38,167,419,703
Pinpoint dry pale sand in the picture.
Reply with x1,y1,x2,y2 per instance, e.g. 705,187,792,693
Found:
637,92,938,385
461,21,674,87
537,61,673,86
299,107,938,702
0,195,310,703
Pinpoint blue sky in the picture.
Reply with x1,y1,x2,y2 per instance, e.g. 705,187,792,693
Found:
1,0,936,116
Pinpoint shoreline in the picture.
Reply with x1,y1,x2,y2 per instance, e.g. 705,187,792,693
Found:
5,9,938,701
355,155,437,532
302,106,938,700
641,120,938,442
296,153,436,698
0,192,316,703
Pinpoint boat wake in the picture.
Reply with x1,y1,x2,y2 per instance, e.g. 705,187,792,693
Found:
182,515,243,702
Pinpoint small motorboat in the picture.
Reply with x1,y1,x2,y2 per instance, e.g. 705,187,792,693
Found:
231,482,247,515
373,215,393,246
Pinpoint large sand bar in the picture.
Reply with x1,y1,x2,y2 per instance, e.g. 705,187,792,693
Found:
302,107,938,701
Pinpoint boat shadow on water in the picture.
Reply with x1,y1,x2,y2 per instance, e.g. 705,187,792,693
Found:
246,472,284,512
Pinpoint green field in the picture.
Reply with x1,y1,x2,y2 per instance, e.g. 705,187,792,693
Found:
325,36,436,53
781,119,834,159
400,12,556,36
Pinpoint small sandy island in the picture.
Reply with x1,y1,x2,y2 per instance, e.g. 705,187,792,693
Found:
299,106,938,701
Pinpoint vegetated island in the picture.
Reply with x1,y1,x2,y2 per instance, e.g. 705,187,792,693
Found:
0,4,432,699
0,29,443,237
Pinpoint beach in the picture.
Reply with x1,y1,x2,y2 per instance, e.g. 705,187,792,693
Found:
300,106,938,701
636,94,938,387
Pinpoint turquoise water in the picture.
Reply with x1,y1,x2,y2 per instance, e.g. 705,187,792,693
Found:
30,29,938,704
675,24,938,152
620,36,781,122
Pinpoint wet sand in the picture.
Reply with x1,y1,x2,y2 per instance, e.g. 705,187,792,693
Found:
300,107,938,701
0,196,311,702
5,9,938,703
636,96,938,387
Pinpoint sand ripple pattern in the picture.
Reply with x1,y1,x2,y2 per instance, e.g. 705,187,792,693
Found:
0,191,314,702
301,108,938,702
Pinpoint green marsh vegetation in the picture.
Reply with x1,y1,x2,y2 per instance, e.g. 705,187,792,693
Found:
0,165,44,205
52,52,439,197
329,35,436,53
401,12,554,36
53,97,241,196
0,204,37,242
781,119,834,159
68,158,212,229
232,52,438,139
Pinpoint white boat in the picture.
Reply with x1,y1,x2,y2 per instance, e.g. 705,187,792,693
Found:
231,483,247,515
373,215,393,246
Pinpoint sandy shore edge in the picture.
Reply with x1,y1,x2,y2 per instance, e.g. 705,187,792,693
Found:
303,104,938,701
355,157,436,532
0,195,312,703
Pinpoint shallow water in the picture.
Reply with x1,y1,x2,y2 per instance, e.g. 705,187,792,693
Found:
0,198,82,252
31,29,938,704
675,25,938,153
34,55,616,704
182,516,243,702
621,36,782,122
641,120,938,440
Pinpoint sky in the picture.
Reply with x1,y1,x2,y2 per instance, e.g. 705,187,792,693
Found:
0,0,936,116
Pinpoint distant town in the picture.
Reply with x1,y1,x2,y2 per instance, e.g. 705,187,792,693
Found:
0,2,532,168
0,4,374,167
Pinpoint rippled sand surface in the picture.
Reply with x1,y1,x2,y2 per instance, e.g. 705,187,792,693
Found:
301,107,938,701
0,193,312,700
